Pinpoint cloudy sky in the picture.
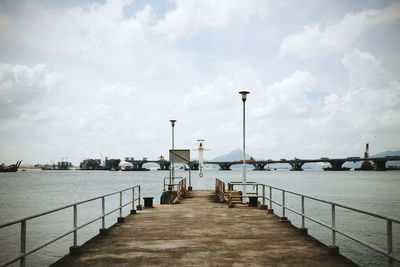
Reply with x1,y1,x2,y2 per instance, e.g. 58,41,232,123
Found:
0,0,399,165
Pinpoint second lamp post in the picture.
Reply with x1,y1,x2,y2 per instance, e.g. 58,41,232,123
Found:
239,91,250,200
170,119,176,189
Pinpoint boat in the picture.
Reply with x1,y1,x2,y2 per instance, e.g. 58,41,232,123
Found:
0,160,22,172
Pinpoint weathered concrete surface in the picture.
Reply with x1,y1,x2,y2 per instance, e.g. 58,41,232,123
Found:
53,190,356,266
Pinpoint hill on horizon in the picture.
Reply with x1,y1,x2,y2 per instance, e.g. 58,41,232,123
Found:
371,150,400,157
211,149,252,161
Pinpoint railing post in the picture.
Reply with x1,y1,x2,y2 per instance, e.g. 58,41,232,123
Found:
267,187,274,214
282,190,286,217
331,204,336,247
387,219,393,266
119,191,123,218
132,188,135,210
101,197,105,229
262,185,265,206
20,220,26,267
280,190,288,222
73,204,77,246
301,195,305,228
269,187,272,208
139,186,141,206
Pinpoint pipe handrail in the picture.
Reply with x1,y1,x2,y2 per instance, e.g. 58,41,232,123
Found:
226,181,399,264
0,185,141,228
0,185,141,267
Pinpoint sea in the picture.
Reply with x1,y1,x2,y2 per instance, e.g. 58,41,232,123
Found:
0,169,399,266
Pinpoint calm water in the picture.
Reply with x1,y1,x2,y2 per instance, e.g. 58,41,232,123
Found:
0,169,399,266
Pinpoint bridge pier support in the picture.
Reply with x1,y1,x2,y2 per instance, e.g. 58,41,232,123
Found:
323,160,350,171
218,163,232,171
253,163,267,171
158,162,170,170
289,161,304,171
373,160,387,171
189,162,199,170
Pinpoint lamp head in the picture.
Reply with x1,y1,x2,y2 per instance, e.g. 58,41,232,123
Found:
170,119,176,127
239,91,250,102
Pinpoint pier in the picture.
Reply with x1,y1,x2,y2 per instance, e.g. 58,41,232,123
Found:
53,190,355,267
1,178,399,266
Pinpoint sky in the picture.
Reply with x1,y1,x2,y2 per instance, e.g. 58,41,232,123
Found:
0,0,399,165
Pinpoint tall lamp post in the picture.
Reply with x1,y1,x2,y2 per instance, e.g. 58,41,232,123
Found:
239,91,249,201
170,120,176,190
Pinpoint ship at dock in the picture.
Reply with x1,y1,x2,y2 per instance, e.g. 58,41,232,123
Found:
41,161,72,170
80,157,120,171
0,160,22,172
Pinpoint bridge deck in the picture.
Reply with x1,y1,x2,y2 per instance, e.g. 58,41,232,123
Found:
53,190,356,266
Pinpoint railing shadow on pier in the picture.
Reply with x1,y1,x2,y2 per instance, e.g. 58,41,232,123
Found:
215,178,400,266
0,185,142,267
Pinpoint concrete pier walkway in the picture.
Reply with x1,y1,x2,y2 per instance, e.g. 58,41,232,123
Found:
53,190,356,266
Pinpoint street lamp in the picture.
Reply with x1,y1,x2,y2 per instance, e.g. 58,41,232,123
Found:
239,91,250,201
170,120,176,190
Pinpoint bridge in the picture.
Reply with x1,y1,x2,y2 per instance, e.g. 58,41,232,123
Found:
206,156,400,171
124,156,400,171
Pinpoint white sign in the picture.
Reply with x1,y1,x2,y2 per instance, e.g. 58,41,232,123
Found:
169,149,190,163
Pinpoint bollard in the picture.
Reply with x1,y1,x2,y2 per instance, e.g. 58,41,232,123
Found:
248,196,258,207
144,197,154,208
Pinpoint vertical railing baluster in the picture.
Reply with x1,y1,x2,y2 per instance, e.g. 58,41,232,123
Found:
301,195,305,229
73,205,77,246
132,188,135,210
20,220,26,267
101,197,105,229
331,204,336,247
262,185,265,206
282,190,286,217
139,186,141,206
269,187,272,209
119,191,123,218
387,219,393,266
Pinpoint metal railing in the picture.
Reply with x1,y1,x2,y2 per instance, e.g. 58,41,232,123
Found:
226,182,400,265
215,178,225,194
0,185,141,267
163,176,185,192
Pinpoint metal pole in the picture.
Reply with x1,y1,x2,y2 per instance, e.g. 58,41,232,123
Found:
282,190,286,217
262,185,265,206
189,168,192,188
387,219,393,266
139,186,141,206
132,188,135,210
73,205,77,246
102,197,105,229
331,204,336,247
301,195,305,228
242,99,246,201
20,220,26,267
269,187,272,209
119,191,122,218
172,124,175,187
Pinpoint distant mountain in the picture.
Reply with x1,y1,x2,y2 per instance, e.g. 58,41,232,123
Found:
211,149,252,162
371,151,400,157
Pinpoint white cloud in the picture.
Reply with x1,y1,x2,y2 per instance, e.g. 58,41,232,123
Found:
155,0,272,42
280,2,400,58
254,71,316,117
0,63,62,118
321,49,400,144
